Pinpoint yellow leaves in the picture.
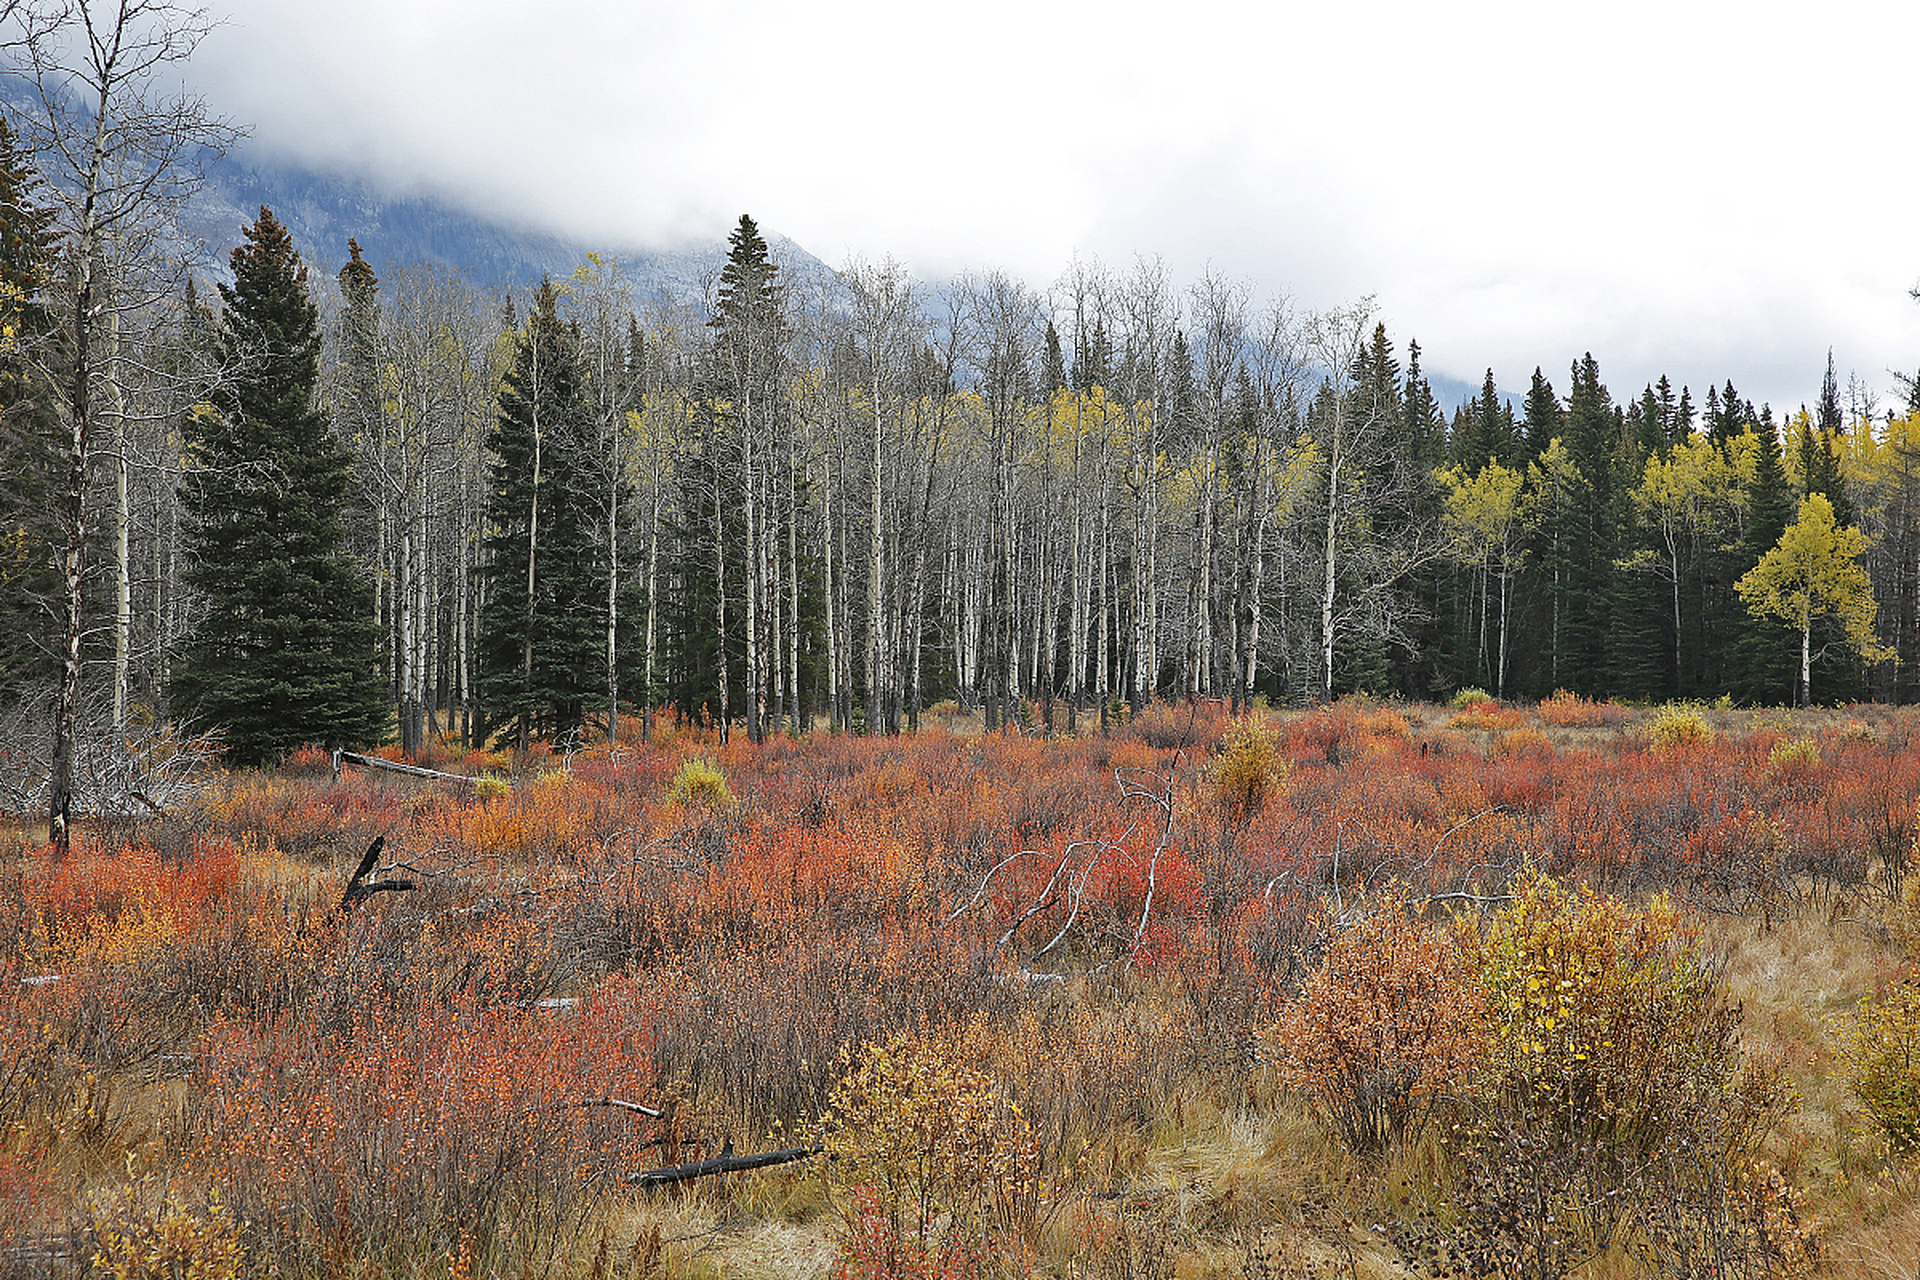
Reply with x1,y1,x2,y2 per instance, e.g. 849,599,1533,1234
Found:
88,1186,242,1280
811,1028,1039,1250
1736,492,1889,661
1633,433,1745,538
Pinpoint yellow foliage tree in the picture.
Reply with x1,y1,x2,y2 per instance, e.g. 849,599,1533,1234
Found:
1630,435,1749,690
1438,459,1536,698
1735,492,1888,707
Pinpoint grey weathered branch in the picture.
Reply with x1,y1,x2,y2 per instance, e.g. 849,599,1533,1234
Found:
627,1145,822,1189
333,749,482,786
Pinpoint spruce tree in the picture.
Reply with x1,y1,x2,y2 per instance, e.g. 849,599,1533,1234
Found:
0,114,60,695
173,207,386,765
1561,354,1623,693
476,278,609,751
1520,368,1562,460
1730,421,1797,702
1402,340,1446,467
1454,369,1516,468
1042,320,1067,393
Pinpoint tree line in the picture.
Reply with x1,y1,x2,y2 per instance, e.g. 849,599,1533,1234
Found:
3,6,1915,828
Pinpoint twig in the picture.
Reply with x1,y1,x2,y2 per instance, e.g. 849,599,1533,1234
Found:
556,1096,665,1119
949,849,1042,921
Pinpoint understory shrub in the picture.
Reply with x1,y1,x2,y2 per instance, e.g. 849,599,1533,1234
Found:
1259,886,1484,1158
1838,977,1920,1157
1405,874,1802,1279
813,1030,1041,1277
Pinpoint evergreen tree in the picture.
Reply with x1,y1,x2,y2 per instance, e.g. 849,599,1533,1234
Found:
1042,320,1067,392
1520,367,1562,460
1730,421,1797,702
1817,351,1843,438
1559,353,1625,692
1072,317,1111,393
0,114,60,695
1707,380,1752,443
1402,340,1446,467
173,207,386,765
1454,368,1516,468
475,278,610,751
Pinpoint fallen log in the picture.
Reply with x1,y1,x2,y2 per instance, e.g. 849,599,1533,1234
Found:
627,1145,822,1189
333,749,481,786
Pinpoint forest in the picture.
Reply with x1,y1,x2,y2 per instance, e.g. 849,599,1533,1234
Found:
9,183,1918,785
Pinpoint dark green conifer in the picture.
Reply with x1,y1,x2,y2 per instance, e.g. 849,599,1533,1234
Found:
173,207,386,765
475,278,610,751
1730,421,1797,703
1454,368,1516,468
1042,321,1067,393
0,114,60,694
1520,368,1562,460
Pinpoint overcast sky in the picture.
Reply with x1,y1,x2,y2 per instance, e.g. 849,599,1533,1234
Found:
191,0,1920,418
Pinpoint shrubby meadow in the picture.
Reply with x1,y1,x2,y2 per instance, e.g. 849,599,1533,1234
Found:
4,699,1920,1278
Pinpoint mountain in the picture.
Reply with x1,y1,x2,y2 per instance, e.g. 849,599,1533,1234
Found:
0,71,830,303
185,148,833,304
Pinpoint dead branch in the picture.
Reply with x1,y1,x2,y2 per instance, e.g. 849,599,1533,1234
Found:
333,749,482,786
627,1145,822,1189
334,835,416,915
564,1096,665,1119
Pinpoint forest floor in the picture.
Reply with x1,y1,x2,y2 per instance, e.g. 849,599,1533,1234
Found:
3,696,1920,1279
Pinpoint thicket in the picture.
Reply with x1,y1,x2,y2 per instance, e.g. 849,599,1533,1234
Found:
1,700,1919,1277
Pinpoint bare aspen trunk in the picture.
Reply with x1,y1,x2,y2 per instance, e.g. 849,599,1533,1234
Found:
787,451,801,734
743,416,762,743
866,383,884,734
822,444,841,731
607,429,620,746
1098,471,1112,735
519,387,541,755
1241,448,1270,711
713,463,729,744
642,484,661,743
1320,458,1340,705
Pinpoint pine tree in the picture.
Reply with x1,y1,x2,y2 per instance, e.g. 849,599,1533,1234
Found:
1402,340,1446,467
1561,354,1623,692
1817,352,1843,438
1042,320,1067,393
1455,368,1516,468
173,207,386,765
476,278,609,751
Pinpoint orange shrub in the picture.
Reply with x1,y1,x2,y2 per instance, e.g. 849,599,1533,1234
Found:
1536,689,1629,727
1260,886,1486,1156
1447,700,1526,732
193,974,651,1275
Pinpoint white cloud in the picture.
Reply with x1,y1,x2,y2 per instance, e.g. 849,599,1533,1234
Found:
191,0,1920,413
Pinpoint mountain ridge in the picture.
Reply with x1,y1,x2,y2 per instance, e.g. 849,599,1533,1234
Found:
187,148,833,306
